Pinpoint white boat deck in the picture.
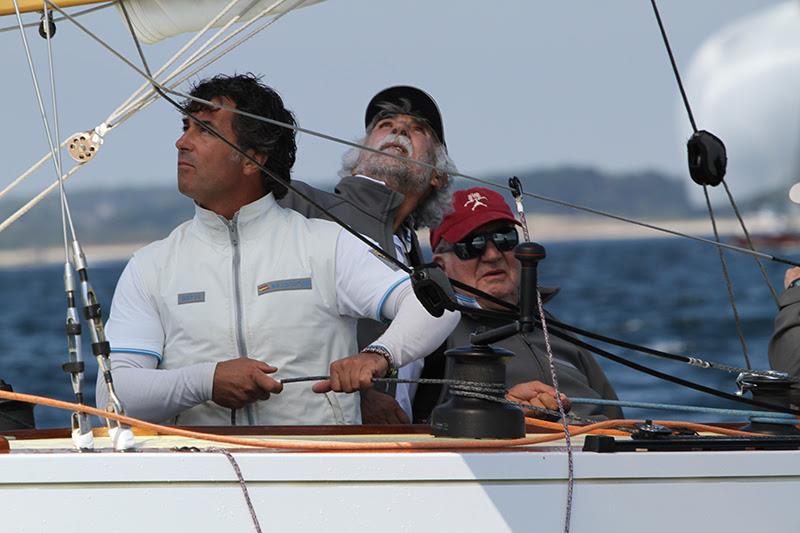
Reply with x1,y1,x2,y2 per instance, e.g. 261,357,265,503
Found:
2,428,799,532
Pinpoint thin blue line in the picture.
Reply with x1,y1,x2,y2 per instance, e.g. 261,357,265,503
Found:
112,348,162,361
376,276,411,321
572,397,797,420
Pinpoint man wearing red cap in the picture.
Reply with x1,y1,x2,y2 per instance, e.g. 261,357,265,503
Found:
280,86,455,423
413,187,623,420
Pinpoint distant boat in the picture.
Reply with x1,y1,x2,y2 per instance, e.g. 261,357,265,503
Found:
731,231,800,252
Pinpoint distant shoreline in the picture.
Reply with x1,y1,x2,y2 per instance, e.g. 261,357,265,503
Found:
0,243,147,270
0,214,768,269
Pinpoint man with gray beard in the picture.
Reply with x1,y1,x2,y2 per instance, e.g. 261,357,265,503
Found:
280,86,455,423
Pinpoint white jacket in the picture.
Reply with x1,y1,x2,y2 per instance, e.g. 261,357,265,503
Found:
113,194,363,425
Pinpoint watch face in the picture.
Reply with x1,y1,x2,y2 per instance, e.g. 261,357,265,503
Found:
791,279,800,289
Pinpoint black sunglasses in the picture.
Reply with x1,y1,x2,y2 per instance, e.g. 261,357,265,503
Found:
439,228,519,260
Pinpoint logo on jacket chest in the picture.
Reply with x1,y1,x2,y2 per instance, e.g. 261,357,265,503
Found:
257,277,312,295
177,291,205,305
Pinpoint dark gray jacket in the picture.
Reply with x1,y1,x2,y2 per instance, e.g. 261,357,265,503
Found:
279,176,423,266
769,287,800,379
413,309,623,421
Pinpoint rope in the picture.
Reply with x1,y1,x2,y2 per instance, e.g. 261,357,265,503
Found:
280,374,602,425
0,387,669,449
536,288,573,533
213,448,263,533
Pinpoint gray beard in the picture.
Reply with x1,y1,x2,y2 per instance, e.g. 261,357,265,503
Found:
356,154,432,195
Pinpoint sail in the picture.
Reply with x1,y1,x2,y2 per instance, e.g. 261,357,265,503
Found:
0,0,108,16
684,1,800,202
116,0,326,44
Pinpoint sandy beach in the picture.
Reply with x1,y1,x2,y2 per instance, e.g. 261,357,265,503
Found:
0,214,772,269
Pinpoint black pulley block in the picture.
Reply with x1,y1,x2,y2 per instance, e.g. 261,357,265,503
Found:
687,130,727,187
38,12,56,39
411,264,458,318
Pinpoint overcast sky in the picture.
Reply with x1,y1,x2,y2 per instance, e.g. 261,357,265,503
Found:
0,0,784,202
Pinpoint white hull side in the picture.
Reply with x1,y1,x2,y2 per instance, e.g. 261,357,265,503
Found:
1,447,799,532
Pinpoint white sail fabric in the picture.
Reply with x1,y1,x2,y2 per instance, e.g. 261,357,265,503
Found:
117,0,326,44
684,1,800,202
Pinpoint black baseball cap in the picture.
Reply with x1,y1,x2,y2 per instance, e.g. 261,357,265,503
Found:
365,85,445,146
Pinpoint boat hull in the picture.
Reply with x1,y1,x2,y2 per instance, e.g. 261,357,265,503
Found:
2,429,799,532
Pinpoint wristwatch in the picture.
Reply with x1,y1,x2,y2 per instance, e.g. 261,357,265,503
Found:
790,278,800,290
362,344,397,378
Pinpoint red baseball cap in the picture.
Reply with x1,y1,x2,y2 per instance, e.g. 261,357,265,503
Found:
430,187,521,250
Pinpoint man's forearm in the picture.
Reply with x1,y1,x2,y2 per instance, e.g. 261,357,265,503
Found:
375,284,460,368
95,353,216,423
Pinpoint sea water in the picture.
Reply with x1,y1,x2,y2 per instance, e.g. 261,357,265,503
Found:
0,237,792,428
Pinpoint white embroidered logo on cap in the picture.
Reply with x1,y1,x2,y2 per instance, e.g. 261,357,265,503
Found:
464,192,488,211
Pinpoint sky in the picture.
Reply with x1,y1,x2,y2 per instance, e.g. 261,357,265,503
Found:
0,0,786,205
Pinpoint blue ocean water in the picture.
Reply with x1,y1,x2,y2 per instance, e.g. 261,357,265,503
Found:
0,237,792,428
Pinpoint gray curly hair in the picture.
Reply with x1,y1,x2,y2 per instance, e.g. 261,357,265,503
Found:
338,100,456,229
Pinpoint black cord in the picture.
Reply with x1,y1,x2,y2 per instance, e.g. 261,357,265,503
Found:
544,326,800,416
650,0,697,133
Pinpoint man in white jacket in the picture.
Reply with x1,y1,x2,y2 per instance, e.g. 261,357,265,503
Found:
97,74,459,426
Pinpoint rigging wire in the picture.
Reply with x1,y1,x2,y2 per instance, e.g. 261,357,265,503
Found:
9,0,66,185
721,180,781,305
40,1,76,260
649,0,697,133
704,186,752,369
